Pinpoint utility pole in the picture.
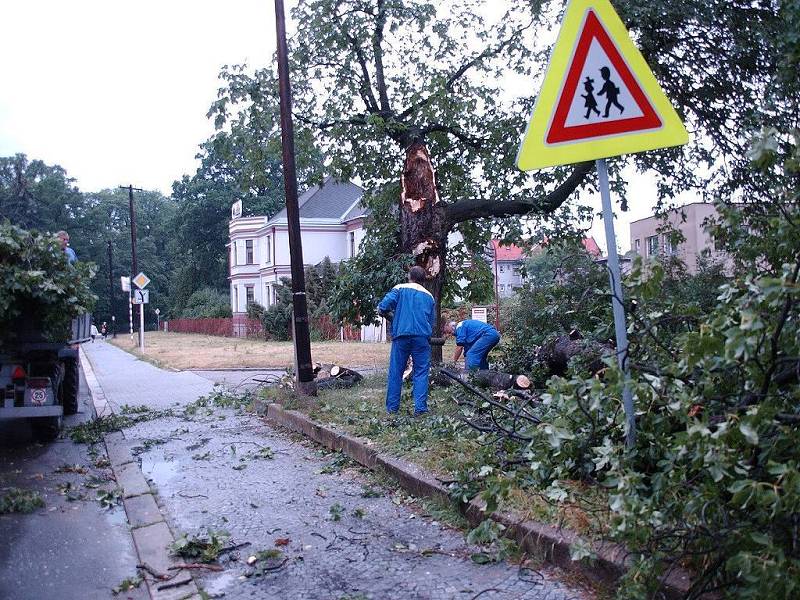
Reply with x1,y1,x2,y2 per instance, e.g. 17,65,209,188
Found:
107,240,115,337
120,185,144,349
274,0,316,396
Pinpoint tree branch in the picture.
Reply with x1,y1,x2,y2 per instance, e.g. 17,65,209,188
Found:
372,0,391,113
420,123,486,149
444,162,594,226
397,16,535,122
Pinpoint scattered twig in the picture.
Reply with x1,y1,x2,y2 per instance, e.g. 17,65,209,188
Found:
219,541,251,555
136,562,169,580
156,577,194,591
168,563,224,572
177,492,209,499
469,589,502,600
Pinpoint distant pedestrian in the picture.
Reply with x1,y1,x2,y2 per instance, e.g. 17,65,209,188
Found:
90,323,99,342
378,266,436,416
100,322,108,339
598,66,624,118
56,230,77,264
444,319,501,370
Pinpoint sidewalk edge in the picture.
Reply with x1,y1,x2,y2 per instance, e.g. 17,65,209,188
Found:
263,402,695,599
80,346,200,600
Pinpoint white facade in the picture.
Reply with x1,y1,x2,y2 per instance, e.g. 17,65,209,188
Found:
228,179,366,315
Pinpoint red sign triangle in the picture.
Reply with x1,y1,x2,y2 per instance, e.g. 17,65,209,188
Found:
546,10,662,144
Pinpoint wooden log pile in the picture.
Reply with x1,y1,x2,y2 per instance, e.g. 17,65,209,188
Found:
313,363,364,390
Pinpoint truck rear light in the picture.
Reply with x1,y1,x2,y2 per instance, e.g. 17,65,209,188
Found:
12,366,26,380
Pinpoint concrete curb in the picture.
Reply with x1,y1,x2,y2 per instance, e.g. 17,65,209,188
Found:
80,349,200,600
263,402,695,599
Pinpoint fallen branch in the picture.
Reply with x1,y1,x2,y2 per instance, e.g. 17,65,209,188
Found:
136,562,169,581
168,563,224,572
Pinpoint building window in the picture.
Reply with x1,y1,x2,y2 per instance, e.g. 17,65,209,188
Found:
232,242,237,266
264,236,271,264
663,237,676,255
245,240,254,264
245,285,254,306
264,283,271,307
513,266,521,276
634,239,641,254
646,235,659,257
349,232,356,258
233,286,239,311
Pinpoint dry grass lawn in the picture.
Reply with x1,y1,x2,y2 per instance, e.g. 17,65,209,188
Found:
109,331,393,370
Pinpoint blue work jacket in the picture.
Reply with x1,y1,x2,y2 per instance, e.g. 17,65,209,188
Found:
455,320,498,347
378,283,436,339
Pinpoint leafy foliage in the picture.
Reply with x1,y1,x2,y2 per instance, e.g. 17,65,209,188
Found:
170,529,230,563
0,488,45,514
180,287,232,318
454,130,800,598
0,223,96,344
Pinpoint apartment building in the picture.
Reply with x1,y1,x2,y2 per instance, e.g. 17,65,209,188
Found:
629,202,728,273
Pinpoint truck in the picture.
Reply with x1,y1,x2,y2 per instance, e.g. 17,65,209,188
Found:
0,314,92,441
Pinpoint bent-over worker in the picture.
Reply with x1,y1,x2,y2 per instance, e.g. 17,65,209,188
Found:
445,319,500,370
377,266,436,416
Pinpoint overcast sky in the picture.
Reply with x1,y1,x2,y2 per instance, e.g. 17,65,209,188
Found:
0,0,694,252
0,0,276,195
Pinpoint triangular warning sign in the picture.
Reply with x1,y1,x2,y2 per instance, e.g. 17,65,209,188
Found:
517,0,688,171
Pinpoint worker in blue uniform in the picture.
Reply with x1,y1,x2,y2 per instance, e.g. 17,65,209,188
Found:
378,266,436,415
444,319,501,370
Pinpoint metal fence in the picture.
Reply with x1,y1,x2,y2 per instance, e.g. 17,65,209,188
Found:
164,316,362,341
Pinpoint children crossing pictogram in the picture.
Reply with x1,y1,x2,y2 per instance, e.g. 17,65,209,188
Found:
516,0,688,171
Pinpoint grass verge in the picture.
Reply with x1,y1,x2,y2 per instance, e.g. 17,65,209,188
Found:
260,374,610,538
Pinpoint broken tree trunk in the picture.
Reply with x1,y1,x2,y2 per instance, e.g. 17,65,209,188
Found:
536,334,608,377
399,141,448,364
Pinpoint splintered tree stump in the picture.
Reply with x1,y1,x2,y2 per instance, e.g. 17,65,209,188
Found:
400,142,448,363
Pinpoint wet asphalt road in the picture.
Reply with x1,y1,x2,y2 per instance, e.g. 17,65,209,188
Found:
0,369,146,600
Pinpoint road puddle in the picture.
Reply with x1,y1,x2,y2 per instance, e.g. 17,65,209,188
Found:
140,456,180,485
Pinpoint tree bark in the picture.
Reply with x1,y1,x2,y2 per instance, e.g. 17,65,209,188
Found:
399,142,448,363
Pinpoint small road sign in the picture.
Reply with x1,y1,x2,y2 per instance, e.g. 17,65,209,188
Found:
517,0,688,171
132,272,151,289
120,276,131,292
154,308,160,315
132,289,150,304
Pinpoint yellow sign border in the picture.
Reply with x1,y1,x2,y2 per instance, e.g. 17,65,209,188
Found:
517,0,688,171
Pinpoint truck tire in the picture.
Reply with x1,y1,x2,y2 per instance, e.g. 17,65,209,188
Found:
31,416,62,442
61,357,80,415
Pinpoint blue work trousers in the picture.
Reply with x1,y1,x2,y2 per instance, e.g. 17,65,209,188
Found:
386,335,431,414
464,329,501,370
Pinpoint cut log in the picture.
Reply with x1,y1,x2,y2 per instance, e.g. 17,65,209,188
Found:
514,375,531,390
435,368,533,392
316,366,363,390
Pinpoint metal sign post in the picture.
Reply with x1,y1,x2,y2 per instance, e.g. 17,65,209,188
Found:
596,159,635,448
132,272,150,353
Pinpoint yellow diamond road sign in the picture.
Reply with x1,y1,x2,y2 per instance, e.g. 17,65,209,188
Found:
132,272,151,289
517,0,688,171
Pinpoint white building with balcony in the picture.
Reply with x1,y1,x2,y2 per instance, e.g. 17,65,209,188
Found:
228,177,366,315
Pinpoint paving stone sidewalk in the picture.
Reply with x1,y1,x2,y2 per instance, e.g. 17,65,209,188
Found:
83,343,589,600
